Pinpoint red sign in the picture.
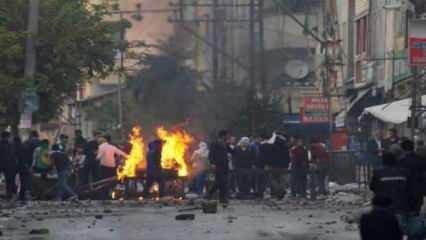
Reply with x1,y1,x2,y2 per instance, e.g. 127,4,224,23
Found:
300,97,329,124
409,37,426,66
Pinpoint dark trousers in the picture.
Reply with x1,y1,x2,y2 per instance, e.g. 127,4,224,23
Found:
254,168,266,198
236,169,251,194
291,169,307,197
143,172,165,198
193,172,206,195
208,171,228,202
269,169,288,199
18,167,31,201
2,168,17,198
100,166,116,199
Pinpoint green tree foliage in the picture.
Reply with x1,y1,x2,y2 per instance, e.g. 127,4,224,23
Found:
0,0,118,126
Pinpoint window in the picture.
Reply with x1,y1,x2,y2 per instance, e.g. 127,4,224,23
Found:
356,61,363,83
356,16,368,55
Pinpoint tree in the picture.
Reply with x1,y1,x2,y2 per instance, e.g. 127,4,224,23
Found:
0,0,118,129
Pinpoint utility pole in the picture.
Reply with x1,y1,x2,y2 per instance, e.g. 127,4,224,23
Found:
24,0,39,80
411,67,419,140
212,0,219,84
258,0,267,97
249,0,256,134
118,12,125,141
20,0,40,132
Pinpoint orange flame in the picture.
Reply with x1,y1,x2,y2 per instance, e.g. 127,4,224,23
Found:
117,126,146,181
156,126,194,177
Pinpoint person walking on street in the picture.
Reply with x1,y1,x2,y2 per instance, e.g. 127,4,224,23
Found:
360,194,403,240
53,134,69,154
143,140,166,198
234,137,255,198
207,130,231,204
73,145,87,187
19,131,40,201
74,130,86,149
51,144,78,201
256,133,274,199
190,142,210,196
0,131,17,200
290,137,309,198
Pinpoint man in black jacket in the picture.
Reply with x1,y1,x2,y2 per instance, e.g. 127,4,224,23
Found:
268,132,290,200
370,152,414,214
396,140,426,239
0,131,17,199
207,130,231,204
18,130,40,201
360,194,403,240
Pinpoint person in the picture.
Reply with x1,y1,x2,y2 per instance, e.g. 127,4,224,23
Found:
227,136,237,196
365,131,383,169
415,140,426,159
50,144,78,201
32,139,52,175
290,137,309,198
267,132,290,200
53,134,69,153
234,137,255,197
84,131,101,183
360,194,403,240
19,130,40,201
97,135,128,180
207,130,231,204
190,142,210,196
74,130,86,149
0,131,17,199
97,135,127,199
384,128,402,157
255,133,273,199
143,140,165,198
309,137,330,196
73,144,87,187
370,151,423,240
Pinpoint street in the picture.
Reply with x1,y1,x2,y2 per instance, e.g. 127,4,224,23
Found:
0,199,361,240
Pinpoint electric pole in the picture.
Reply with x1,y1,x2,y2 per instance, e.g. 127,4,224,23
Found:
249,0,256,134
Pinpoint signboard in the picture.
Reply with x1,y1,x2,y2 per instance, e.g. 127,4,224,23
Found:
355,0,369,17
409,20,426,66
300,97,329,124
20,91,39,113
384,0,402,9
18,112,32,129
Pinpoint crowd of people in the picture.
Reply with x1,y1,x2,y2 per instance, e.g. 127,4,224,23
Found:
0,129,130,202
188,130,330,204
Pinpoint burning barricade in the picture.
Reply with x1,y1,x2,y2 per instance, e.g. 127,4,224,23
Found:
113,125,194,201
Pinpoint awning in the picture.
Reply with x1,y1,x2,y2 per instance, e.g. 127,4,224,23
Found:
362,95,426,124
335,89,370,127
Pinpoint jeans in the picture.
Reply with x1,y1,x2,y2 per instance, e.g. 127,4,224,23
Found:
397,213,425,240
56,170,76,201
194,172,206,195
3,167,17,198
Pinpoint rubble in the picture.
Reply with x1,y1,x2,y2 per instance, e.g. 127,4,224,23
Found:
175,214,195,220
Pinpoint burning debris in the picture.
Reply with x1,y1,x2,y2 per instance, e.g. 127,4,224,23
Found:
156,126,194,177
117,126,146,181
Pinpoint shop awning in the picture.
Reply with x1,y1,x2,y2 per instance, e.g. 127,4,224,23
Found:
362,95,426,124
335,89,370,127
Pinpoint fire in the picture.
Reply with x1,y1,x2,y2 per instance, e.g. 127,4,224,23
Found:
117,126,146,181
156,126,194,177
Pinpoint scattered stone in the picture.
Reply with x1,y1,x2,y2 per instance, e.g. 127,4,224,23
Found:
109,228,114,232
103,209,112,214
29,229,49,235
175,214,195,220
95,215,103,220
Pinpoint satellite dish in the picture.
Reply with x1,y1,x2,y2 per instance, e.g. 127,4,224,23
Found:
285,60,310,80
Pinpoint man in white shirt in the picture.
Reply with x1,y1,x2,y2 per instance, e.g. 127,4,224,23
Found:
97,135,128,179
